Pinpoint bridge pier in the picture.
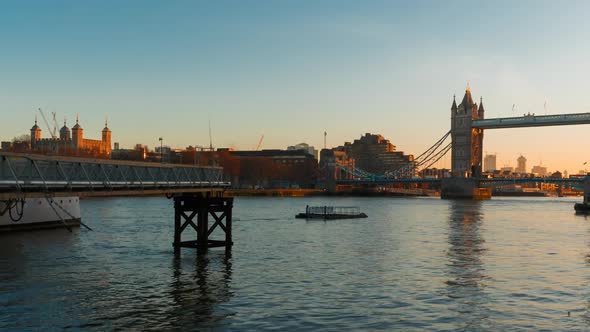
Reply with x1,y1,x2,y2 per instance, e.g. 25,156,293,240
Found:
173,192,233,256
441,178,491,200
584,176,590,204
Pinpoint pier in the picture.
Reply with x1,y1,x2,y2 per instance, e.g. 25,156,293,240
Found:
173,192,233,255
0,152,233,253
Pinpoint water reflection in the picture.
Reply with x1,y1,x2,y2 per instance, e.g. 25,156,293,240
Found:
445,200,490,330
584,225,590,324
166,251,233,330
0,229,80,284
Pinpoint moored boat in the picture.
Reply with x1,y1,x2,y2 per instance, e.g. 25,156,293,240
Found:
0,197,81,231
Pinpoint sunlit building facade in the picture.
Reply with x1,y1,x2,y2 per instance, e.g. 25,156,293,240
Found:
29,117,112,158
484,154,497,172
532,165,548,177
340,133,414,175
516,155,527,173
287,143,319,161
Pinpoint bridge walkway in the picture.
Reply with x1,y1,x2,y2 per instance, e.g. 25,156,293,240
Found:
0,152,229,199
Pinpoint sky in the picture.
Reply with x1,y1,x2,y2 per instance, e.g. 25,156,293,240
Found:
2,0,590,173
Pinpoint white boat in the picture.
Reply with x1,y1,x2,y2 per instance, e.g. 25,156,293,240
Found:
0,197,81,231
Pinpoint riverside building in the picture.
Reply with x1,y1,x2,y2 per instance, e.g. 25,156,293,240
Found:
340,133,414,175
29,117,112,158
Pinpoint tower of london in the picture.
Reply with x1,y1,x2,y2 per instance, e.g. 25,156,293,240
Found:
30,116,112,158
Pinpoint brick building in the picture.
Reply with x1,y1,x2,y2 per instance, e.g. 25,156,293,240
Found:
340,133,414,175
175,149,318,189
318,148,355,191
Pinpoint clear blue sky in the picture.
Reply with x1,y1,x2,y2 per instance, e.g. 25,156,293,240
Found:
2,1,590,173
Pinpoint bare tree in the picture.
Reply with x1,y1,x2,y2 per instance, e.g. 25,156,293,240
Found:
12,134,30,143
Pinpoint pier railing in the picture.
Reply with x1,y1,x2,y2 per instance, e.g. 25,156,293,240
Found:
307,206,361,216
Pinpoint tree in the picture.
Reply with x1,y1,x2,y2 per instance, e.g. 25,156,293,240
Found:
12,133,30,143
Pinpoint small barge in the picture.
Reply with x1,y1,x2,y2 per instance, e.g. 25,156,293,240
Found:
296,206,367,220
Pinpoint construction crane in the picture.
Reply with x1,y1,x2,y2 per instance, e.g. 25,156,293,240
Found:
255,135,264,151
38,108,57,139
208,118,214,151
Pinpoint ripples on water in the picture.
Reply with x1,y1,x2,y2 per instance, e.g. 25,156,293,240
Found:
1,196,590,331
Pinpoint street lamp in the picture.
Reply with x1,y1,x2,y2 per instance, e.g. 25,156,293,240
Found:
159,137,163,163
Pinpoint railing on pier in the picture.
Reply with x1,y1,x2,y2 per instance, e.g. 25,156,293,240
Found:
306,206,361,216
0,152,230,196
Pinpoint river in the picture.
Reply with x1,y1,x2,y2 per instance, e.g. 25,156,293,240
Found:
1,196,589,331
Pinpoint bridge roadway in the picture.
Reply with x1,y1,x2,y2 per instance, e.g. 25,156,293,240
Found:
0,152,229,200
472,112,590,129
337,177,584,186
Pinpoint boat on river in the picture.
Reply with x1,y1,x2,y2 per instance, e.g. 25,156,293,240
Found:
296,206,367,220
0,197,81,231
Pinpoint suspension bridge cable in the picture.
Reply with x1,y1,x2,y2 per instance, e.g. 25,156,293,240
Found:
421,143,452,170
415,142,451,168
333,130,452,180
413,130,451,162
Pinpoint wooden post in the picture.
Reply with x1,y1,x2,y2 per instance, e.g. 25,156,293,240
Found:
173,198,182,257
171,193,234,256
198,201,208,249
225,198,233,250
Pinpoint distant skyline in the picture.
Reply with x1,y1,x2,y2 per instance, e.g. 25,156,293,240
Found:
2,1,590,173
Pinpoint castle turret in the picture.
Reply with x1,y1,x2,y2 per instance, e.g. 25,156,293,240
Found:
72,116,83,150
451,94,458,113
59,119,71,140
30,116,41,149
102,119,112,156
460,84,474,112
478,97,485,119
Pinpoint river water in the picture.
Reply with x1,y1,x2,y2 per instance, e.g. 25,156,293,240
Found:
1,196,590,331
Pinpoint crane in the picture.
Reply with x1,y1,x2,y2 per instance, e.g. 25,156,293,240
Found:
208,118,214,151
38,108,57,139
255,135,264,151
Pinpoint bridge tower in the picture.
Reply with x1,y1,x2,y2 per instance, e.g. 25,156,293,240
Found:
450,86,484,177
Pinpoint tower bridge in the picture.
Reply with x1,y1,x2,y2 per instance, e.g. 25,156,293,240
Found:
445,86,590,199
333,85,590,200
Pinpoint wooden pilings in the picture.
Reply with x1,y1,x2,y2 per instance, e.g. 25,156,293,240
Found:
173,192,233,256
